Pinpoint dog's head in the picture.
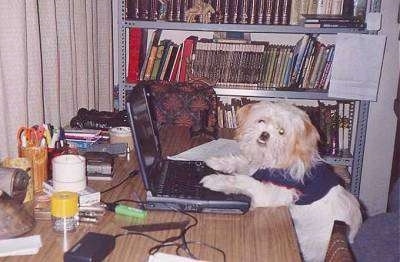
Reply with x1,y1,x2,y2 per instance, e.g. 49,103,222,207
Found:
235,101,320,181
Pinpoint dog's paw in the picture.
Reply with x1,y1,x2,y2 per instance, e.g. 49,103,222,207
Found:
200,174,237,194
205,157,235,174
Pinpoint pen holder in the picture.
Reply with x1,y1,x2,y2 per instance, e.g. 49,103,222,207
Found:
1,157,34,203
19,146,48,193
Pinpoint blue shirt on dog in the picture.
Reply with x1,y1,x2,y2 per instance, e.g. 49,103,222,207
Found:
252,162,341,205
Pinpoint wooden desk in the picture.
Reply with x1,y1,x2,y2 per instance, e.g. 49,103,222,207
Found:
1,127,301,262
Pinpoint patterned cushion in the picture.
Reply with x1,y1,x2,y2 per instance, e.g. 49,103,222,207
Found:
145,81,217,137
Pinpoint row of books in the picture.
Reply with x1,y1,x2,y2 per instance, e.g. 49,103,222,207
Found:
301,14,364,28
127,31,335,90
217,97,354,156
126,0,364,26
127,29,197,83
190,34,335,89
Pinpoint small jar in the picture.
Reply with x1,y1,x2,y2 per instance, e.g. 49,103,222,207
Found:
51,191,79,232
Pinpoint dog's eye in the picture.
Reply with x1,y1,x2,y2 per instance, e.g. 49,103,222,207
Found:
278,128,285,135
258,120,264,123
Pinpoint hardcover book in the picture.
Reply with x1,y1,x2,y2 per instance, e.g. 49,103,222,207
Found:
127,28,142,83
140,29,162,80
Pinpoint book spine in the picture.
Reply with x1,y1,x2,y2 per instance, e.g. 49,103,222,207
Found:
139,0,149,20
126,0,139,19
313,47,329,89
169,44,182,81
318,45,334,89
149,0,157,20
223,0,229,23
289,0,300,25
150,44,165,80
257,0,265,24
249,0,257,24
158,0,168,20
273,0,282,25
175,0,181,21
317,0,325,14
239,0,248,24
179,37,197,82
168,0,174,21
265,0,274,25
127,28,142,83
281,0,290,25
307,0,318,13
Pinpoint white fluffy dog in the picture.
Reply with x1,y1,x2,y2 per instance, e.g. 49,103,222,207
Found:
200,101,362,262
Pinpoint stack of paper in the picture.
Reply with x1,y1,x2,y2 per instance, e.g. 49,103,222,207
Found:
0,235,42,257
167,138,241,162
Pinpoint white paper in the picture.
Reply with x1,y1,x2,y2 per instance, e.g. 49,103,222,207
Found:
0,235,42,257
167,138,240,162
148,252,206,262
328,33,386,101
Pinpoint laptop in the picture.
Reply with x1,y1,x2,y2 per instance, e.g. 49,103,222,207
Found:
126,83,250,214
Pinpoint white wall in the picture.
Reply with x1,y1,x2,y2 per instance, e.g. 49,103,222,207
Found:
359,0,399,216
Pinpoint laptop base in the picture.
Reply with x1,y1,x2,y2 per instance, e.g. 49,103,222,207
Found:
146,194,250,214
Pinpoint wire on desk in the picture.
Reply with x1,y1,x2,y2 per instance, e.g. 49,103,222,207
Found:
100,170,138,194
110,199,226,262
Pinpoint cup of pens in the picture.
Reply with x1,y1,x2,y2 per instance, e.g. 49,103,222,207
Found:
17,126,49,193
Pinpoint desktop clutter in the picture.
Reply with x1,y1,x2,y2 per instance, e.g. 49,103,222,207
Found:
0,108,144,258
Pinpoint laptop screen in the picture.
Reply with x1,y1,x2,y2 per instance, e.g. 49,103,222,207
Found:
126,84,160,190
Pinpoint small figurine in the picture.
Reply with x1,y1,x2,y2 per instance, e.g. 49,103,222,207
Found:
185,0,215,23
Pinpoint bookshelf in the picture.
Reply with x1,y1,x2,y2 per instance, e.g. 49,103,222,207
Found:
116,0,380,197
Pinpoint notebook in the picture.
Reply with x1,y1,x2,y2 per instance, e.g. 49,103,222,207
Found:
126,83,250,214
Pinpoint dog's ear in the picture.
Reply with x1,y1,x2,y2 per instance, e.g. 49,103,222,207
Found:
234,103,254,140
292,116,320,170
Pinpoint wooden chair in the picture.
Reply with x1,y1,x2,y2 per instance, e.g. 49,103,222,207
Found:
324,221,354,262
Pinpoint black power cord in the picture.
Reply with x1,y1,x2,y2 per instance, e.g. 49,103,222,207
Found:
100,170,138,194
112,199,226,262
97,170,226,261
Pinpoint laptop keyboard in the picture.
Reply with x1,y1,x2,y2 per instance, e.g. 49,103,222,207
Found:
157,160,214,199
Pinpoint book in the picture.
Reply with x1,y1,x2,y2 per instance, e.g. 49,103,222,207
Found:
289,0,301,25
169,44,182,81
140,29,162,80
127,28,142,83
303,21,364,28
281,0,291,25
164,44,179,80
156,39,173,80
264,0,274,25
159,43,174,80
150,43,166,80
257,0,265,24
178,36,198,82
273,0,282,25
301,14,359,22
127,0,139,19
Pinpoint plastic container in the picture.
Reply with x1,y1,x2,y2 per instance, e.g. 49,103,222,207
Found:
51,191,79,232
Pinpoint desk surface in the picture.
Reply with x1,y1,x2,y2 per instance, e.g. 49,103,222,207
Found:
1,127,301,262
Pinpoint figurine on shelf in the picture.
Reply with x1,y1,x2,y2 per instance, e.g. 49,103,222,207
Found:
186,0,215,24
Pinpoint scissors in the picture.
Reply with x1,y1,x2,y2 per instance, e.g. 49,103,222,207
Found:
17,126,41,147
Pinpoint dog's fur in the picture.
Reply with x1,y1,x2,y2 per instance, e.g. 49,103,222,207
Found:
200,101,362,262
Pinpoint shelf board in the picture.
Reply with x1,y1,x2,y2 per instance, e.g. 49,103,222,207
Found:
214,87,352,100
324,156,353,166
123,20,367,34
122,83,352,101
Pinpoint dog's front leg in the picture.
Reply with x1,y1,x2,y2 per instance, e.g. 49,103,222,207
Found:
200,174,296,208
205,154,251,175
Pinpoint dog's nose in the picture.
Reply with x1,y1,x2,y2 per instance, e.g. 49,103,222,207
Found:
259,131,270,141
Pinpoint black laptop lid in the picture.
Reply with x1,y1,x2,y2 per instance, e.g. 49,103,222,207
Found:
126,83,161,190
